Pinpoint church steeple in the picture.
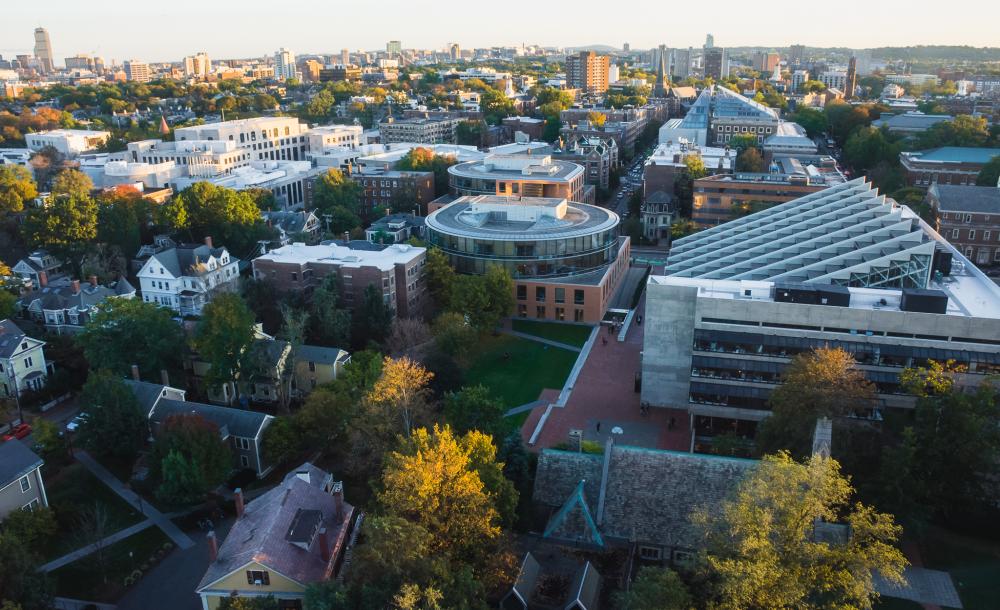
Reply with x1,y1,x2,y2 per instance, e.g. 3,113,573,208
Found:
654,44,668,97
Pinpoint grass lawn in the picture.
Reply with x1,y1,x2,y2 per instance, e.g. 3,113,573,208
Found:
43,462,145,561
510,319,594,348
465,334,579,409
918,527,1000,610
51,527,172,603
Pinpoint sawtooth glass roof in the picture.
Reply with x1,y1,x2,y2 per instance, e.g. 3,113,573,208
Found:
666,178,936,289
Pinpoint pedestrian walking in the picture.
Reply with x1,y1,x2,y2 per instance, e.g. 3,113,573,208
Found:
602,336,608,346
596,421,602,433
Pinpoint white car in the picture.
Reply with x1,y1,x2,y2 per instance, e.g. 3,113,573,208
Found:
66,414,88,432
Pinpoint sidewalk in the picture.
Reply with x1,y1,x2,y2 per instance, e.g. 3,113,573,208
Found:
500,328,583,353
40,520,155,572
74,450,195,550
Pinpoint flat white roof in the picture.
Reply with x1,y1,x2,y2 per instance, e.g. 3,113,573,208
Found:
255,242,424,271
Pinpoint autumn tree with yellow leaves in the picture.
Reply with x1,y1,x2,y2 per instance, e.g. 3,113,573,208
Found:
366,356,434,436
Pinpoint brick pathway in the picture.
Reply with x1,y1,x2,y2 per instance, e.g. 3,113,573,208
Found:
521,283,691,452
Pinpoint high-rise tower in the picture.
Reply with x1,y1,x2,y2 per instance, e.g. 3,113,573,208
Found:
33,27,54,73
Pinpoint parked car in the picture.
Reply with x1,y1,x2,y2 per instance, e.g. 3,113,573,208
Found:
65,414,88,432
2,423,32,441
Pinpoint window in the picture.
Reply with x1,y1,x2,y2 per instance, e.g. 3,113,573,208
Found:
236,437,251,450
555,288,565,303
240,455,250,468
535,287,546,302
965,214,973,223
19,475,30,493
985,231,992,241
574,289,585,305
22,498,39,512
246,570,270,586
969,230,976,240
23,357,32,368
952,229,960,239
536,305,546,318
638,546,662,560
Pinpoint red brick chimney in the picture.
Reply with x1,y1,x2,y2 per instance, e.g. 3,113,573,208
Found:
318,527,330,562
131,364,140,381
234,488,245,518
38,271,48,288
207,531,218,562
71,279,80,294
88,275,98,287
204,236,213,249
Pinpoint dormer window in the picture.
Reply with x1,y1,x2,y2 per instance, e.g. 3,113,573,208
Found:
20,342,27,350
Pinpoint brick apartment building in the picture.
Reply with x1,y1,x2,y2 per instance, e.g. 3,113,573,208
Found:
347,167,435,217
928,182,1000,267
901,147,1000,187
692,171,833,226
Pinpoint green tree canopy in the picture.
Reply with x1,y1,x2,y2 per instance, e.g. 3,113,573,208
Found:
613,565,692,610
424,248,456,309
76,370,148,463
693,452,906,610
151,413,232,504
78,298,187,381
193,292,257,392
976,155,1000,186
735,147,765,172
443,384,506,438
23,191,98,276
791,107,829,139
161,182,266,255
313,168,362,220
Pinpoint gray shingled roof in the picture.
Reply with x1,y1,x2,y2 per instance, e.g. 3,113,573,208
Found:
296,345,349,366
150,399,270,440
124,380,171,415
149,244,228,278
197,464,354,592
931,184,1000,214
0,319,35,359
534,445,755,550
0,440,43,487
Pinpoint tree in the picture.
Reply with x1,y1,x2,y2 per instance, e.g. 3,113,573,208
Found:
78,298,187,381
72,503,114,584
791,107,829,139
304,580,352,610
586,111,607,128
692,452,906,610
23,191,98,276
313,169,362,218
842,127,901,177
30,419,67,464
76,370,148,462
727,134,758,154
308,274,352,347
367,356,434,436
424,248,456,309
430,312,476,364
1,508,56,549
757,348,875,458
480,265,514,332
50,169,93,199
378,425,501,554
444,385,506,437
262,416,300,467
735,147,765,172
683,154,708,179
977,155,1000,187
613,566,692,610
395,149,459,199
164,182,266,255
456,120,486,147
0,165,37,214
96,187,150,260
479,88,516,124
217,596,280,610
0,532,53,610
355,283,393,345
151,413,231,504
194,293,257,395
385,317,432,357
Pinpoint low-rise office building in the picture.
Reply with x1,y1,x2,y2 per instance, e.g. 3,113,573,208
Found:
125,139,252,178
927,182,1000,266
426,195,630,323
448,153,593,205
305,124,363,151
174,117,309,163
25,129,110,156
252,242,426,318
379,115,463,144
901,146,1000,187
641,178,1000,451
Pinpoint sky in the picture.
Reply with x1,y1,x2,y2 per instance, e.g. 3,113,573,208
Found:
2,0,999,64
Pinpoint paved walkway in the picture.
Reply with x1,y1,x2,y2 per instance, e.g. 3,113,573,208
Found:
500,329,583,352
40,520,156,572
75,451,195,550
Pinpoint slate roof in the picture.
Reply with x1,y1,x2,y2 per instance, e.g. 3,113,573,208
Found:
263,210,317,234
931,184,1000,213
197,464,354,592
124,380,172,415
296,345,350,366
150,399,271,440
0,319,36,358
148,244,229,277
18,278,135,314
534,445,755,550
0,440,43,488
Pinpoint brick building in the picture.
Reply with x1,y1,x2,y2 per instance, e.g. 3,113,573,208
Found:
252,242,426,318
928,182,1000,267
901,147,1000,187
347,167,435,217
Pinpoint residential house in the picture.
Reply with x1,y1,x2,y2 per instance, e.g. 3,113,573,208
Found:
263,210,321,246
17,275,136,334
238,340,351,404
293,345,351,394
0,320,50,398
0,441,48,518
12,250,65,288
641,191,676,243
364,213,426,245
137,237,241,316
126,379,274,477
196,463,355,609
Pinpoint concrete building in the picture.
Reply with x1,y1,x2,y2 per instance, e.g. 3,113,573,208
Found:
33,28,54,73
126,139,252,178
791,70,810,92
252,242,426,318
900,147,1000,187
174,117,309,162
365,213,425,244
927,182,1000,266
762,121,818,155
183,52,211,78
565,51,610,93
425,195,630,323
124,60,151,82
175,161,320,210
641,178,1000,450
445,67,513,84
274,48,298,81
660,86,781,148
789,44,806,67
819,71,847,91
752,52,780,73
448,153,592,205
379,115,463,145
137,238,240,316
886,73,940,87
386,40,402,55
644,139,735,197
25,129,110,156
0,441,48,518
305,124,363,151
703,48,728,80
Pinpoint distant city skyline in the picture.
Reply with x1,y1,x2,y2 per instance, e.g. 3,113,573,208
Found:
2,0,999,64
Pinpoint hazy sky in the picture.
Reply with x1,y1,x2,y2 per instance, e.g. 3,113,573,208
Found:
3,0,998,63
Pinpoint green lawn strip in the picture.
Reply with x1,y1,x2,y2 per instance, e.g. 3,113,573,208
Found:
919,528,1000,610
42,463,146,561
465,335,578,409
51,527,172,603
510,319,594,348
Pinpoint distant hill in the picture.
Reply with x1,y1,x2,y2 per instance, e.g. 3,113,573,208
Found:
565,44,621,53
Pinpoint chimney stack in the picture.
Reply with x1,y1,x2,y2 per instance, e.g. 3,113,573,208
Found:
332,481,344,519
318,527,330,562
207,531,218,562
131,364,140,381
160,369,170,387
88,275,98,287
204,236,213,249
71,279,81,294
342,231,350,243
234,487,245,518
38,271,48,288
